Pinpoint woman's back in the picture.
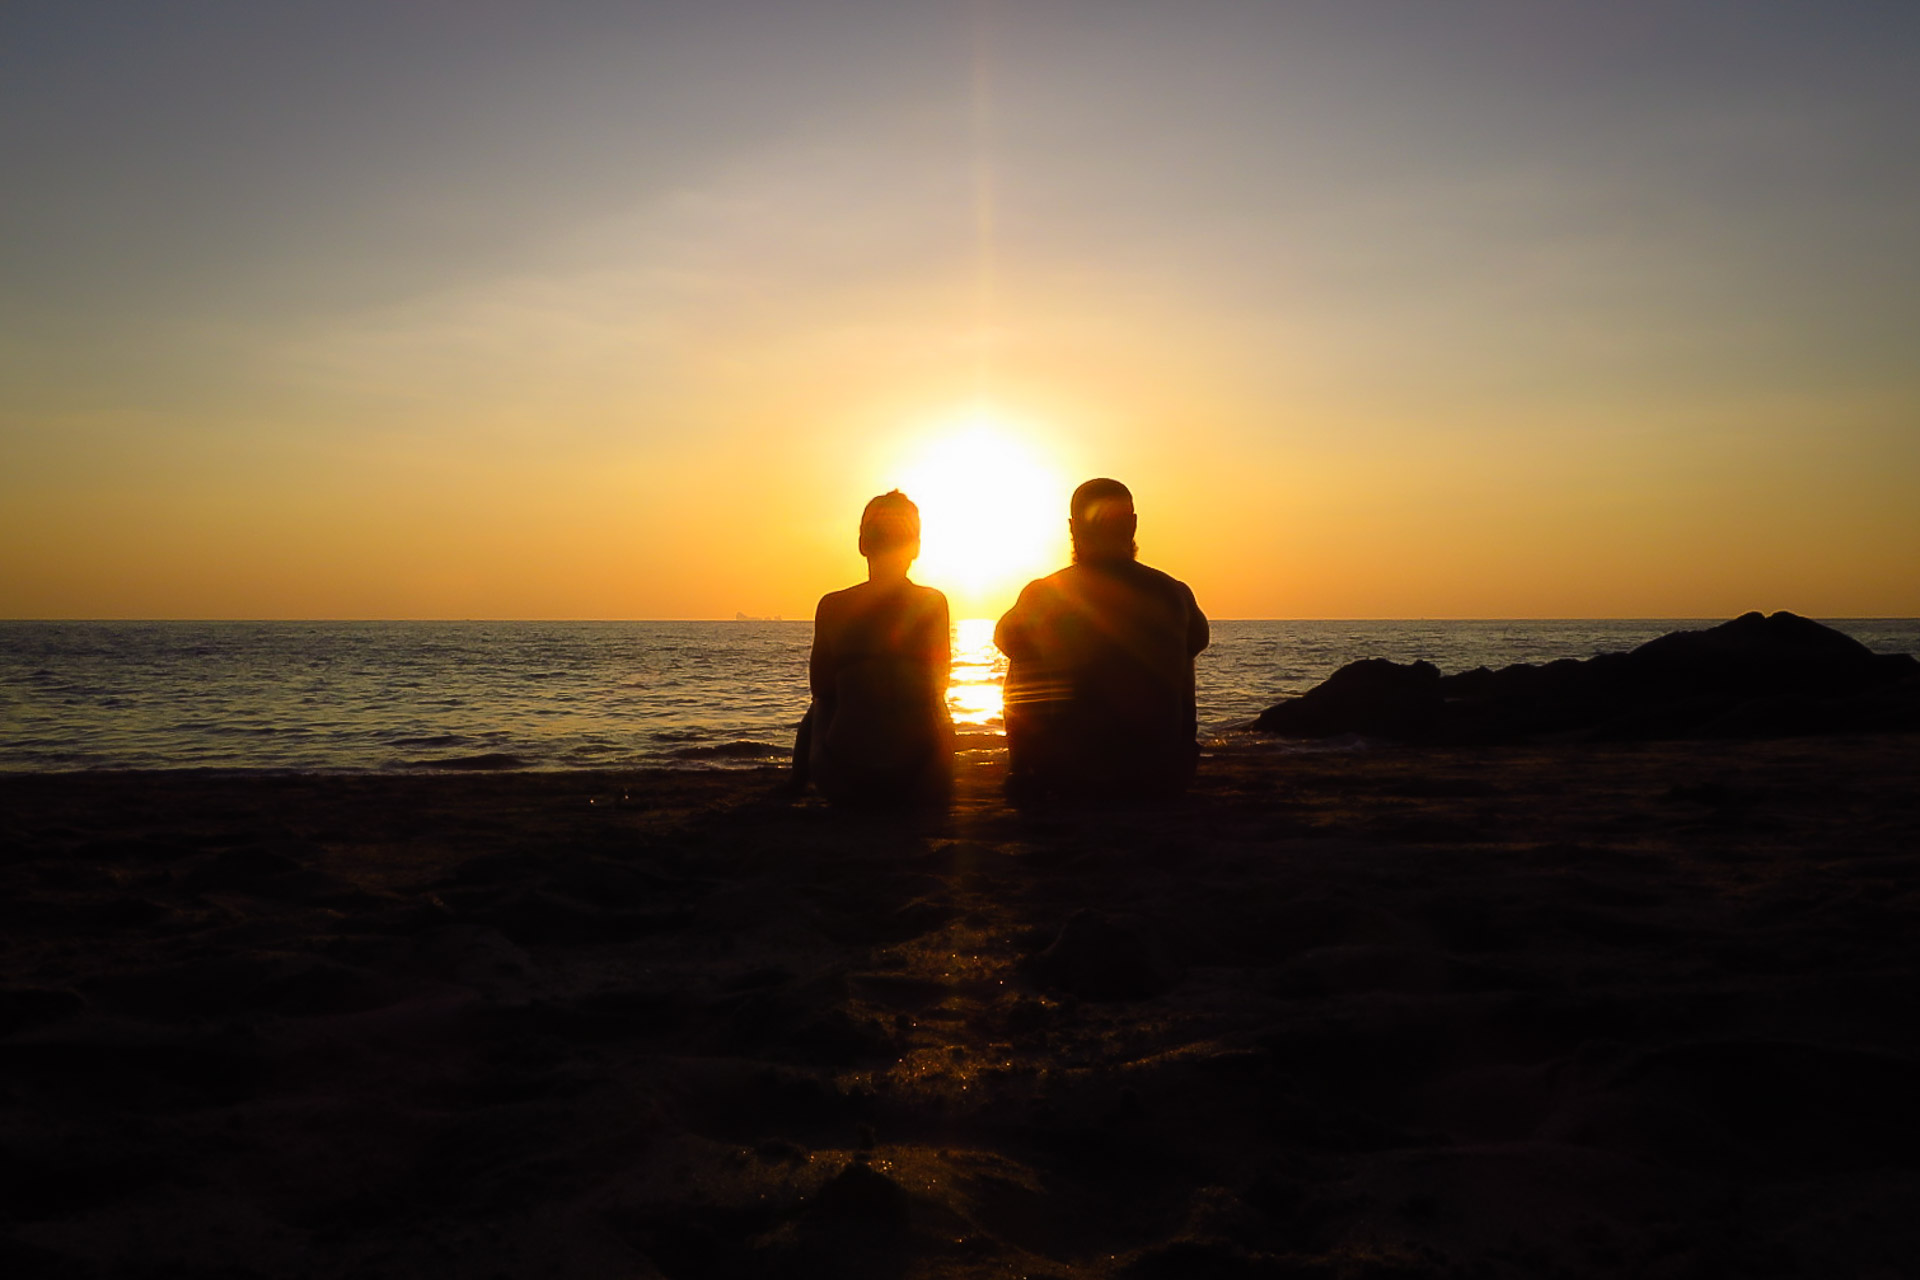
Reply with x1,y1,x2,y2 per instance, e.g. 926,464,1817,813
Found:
808,579,952,806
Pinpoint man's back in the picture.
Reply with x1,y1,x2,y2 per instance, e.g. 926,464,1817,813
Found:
995,559,1209,798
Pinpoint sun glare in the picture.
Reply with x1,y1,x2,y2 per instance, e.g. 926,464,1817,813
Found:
893,415,1070,617
947,617,1005,728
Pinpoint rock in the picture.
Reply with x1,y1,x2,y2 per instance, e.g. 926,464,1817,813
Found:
1252,658,1441,739
1254,612,1920,744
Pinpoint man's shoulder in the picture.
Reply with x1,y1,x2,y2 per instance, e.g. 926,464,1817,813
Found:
1026,565,1075,589
1017,561,1197,604
1113,560,1199,603
1005,569,1070,610
1126,560,1188,588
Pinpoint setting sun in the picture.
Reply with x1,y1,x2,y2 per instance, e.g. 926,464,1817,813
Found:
893,414,1072,618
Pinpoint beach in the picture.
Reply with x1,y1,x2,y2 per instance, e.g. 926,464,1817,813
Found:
4,738,1918,1278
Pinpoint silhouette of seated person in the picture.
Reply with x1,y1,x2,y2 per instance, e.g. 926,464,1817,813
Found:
994,478,1209,800
793,490,953,807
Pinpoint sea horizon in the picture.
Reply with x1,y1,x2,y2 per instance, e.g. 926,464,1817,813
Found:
4,617,1917,776
6,613,1917,623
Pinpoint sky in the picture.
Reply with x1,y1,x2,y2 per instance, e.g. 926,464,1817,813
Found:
3,0,1916,620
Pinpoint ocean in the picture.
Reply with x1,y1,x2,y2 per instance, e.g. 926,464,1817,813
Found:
3,618,1915,773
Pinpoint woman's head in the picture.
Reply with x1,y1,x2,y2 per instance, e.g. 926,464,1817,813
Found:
859,490,921,559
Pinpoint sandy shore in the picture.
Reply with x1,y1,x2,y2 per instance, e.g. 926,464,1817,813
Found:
4,738,1918,1278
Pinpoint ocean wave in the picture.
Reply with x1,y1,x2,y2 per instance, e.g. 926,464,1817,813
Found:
667,741,787,761
387,734,471,748
392,753,530,772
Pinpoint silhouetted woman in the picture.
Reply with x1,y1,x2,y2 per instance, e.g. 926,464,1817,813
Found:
793,491,953,807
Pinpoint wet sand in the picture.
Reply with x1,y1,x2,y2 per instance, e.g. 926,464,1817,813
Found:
4,738,1918,1278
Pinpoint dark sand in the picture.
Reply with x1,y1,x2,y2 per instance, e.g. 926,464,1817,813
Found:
4,739,1918,1278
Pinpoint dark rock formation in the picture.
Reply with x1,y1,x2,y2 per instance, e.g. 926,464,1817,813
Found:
1255,657,1445,741
1254,611,1920,743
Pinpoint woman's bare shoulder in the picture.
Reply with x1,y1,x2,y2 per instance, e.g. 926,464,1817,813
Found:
815,582,867,614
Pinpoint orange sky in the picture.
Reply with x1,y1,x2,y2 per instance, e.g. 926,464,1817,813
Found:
4,3,1917,620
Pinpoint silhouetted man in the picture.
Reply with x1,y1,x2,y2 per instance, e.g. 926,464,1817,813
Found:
994,478,1209,800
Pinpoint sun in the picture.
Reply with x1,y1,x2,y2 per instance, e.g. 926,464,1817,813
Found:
893,414,1070,618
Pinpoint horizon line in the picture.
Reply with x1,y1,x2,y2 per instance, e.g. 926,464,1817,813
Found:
5,613,1917,625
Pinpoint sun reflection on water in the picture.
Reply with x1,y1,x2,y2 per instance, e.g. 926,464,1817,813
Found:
947,618,1004,729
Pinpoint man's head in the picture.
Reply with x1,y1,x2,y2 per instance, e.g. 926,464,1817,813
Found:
859,490,921,559
1069,477,1137,564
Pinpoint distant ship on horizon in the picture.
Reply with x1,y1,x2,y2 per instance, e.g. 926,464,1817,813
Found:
734,612,783,621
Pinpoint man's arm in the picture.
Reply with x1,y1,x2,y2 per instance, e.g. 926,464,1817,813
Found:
1185,586,1210,657
994,585,1036,661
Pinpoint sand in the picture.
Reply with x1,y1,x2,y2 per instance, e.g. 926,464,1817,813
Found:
3,737,1918,1278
